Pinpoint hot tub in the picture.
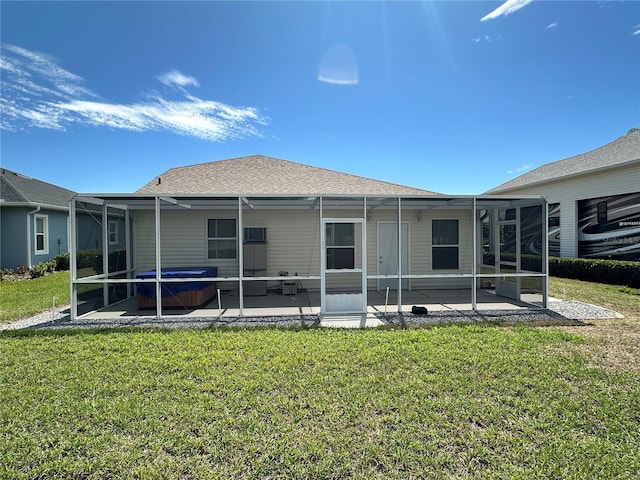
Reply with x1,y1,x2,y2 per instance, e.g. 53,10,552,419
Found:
135,267,217,309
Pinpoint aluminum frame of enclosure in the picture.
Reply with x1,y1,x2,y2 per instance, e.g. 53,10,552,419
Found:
69,194,548,320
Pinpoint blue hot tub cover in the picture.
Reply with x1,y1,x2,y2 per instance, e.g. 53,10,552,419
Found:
136,267,217,298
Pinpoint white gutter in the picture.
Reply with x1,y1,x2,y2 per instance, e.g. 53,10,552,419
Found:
26,206,41,268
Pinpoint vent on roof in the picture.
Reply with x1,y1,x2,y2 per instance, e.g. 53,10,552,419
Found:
627,128,639,135
157,177,161,185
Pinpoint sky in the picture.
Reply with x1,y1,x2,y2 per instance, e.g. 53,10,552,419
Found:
1,0,639,195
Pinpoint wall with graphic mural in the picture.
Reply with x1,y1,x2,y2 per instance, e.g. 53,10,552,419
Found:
577,193,640,261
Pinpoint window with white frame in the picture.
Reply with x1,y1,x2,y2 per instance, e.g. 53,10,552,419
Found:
108,221,118,245
326,223,355,269
34,214,49,255
207,219,237,259
432,219,459,270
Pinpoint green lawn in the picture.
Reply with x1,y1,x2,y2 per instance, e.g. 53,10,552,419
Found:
0,271,70,323
1,326,639,479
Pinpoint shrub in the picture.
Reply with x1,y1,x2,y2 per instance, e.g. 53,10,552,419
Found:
0,268,15,281
549,257,640,288
28,261,54,279
52,253,70,271
76,249,126,274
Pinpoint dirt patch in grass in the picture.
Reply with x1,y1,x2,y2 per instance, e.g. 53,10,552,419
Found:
548,277,640,373
555,318,640,373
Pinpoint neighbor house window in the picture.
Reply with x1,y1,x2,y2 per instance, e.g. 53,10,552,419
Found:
108,221,118,245
432,219,458,270
326,223,355,269
207,219,237,259
597,201,607,225
34,214,48,255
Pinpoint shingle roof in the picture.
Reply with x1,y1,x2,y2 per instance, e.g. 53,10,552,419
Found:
0,168,75,209
488,129,640,193
136,155,438,196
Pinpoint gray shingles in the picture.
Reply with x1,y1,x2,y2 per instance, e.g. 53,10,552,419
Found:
488,129,640,193
0,168,75,208
136,155,438,196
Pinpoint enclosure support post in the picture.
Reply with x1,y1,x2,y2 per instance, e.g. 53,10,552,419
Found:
362,197,368,314
319,196,325,315
125,208,131,298
69,199,78,321
238,197,244,317
102,204,109,308
472,197,477,311
154,196,162,318
543,198,549,308
397,197,402,313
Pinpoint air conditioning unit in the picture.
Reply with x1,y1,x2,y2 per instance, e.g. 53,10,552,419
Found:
244,227,266,243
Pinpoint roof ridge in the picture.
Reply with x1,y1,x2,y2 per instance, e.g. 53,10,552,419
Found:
487,129,640,193
150,154,437,194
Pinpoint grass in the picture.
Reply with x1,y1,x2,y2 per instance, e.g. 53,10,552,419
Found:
548,277,640,373
1,326,639,479
1,276,639,477
0,271,70,323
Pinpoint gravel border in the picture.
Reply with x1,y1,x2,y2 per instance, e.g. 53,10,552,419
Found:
0,299,622,332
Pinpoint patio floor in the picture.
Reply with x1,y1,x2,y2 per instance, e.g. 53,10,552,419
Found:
80,288,544,321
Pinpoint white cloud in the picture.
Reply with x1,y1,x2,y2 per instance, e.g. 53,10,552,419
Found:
472,34,493,43
0,43,267,141
517,164,532,172
546,22,558,29
157,70,200,88
633,25,640,36
481,0,534,22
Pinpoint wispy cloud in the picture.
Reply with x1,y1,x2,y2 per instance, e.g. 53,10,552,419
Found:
546,22,559,29
481,0,534,22
506,164,532,175
157,70,200,88
633,25,640,36
0,44,268,141
472,34,493,43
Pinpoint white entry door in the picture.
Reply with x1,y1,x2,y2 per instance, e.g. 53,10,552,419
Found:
322,220,366,314
377,222,409,290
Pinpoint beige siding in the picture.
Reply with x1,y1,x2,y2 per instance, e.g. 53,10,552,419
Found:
500,163,640,257
134,206,475,290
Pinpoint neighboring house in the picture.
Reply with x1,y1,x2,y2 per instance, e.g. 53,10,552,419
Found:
487,129,640,261
69,155,547,319
0,168,75,269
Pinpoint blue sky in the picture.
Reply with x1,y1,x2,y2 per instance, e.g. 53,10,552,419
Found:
1,1,639,194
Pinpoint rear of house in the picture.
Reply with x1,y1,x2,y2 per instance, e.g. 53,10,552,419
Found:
69,156,548,320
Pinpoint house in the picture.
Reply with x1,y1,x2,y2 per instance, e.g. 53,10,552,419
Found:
69,155,548,320
0,168,75,269
487,129,640,261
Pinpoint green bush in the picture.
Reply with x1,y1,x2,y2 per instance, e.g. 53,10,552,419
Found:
549,257,640,288
76,249,126,274
28,261,55,279
51,253,70,271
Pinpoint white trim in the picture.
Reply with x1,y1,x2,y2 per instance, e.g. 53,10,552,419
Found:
431,218,459,270
108,221,119,245
34,214,49,255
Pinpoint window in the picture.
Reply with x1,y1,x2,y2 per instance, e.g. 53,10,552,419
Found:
432,219,458,270
597,201,607,225
207,219,237,259
34,214,48,254
108,221,118,245
326,223,355,269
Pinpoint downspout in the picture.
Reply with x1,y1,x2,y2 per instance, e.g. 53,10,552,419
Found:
26,206,41,268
